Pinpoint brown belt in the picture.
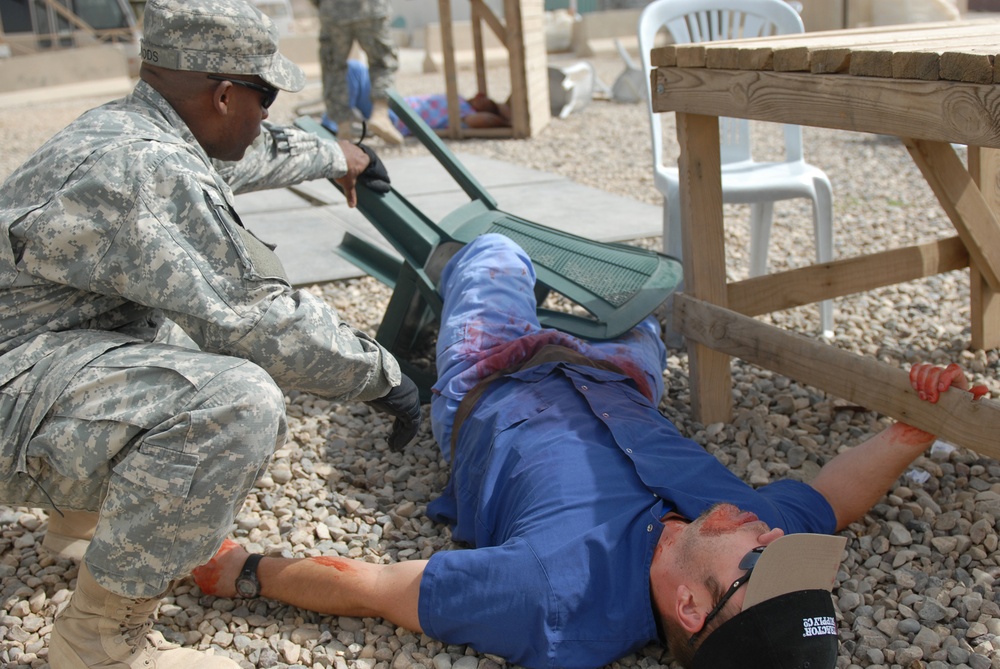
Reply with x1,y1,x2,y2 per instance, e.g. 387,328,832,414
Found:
449,344,628,462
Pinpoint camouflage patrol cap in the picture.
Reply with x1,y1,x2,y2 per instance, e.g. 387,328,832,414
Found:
140,0,306,92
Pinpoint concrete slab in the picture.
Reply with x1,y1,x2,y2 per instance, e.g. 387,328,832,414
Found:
237,152,662,286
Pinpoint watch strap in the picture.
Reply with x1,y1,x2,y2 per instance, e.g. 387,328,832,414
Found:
236,553,265,597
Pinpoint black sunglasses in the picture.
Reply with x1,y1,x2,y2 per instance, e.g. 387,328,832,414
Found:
688,545,766,647
207,75,279,109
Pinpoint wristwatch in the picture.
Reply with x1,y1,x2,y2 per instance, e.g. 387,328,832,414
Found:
235,553,265,598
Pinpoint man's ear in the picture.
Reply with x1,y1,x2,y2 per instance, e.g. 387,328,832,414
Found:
210,79,232,115
674,584,708,634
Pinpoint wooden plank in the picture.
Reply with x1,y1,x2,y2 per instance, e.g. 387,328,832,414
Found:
940,49,995,84
772,46,819,73
704,44,744,70
737,47,775,71
676,44,708,68
675,294,1000,457
504,0,529,139
849,48,895,78
651,46,678,68
726,237,969,317
437,0,461,139
904,138,1000,291
809,47,854,74
968,146,1000,349
651,68,1000,148
676,112,732,423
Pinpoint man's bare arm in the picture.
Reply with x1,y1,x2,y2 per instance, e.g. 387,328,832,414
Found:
193,540,426,632
809,363,988,532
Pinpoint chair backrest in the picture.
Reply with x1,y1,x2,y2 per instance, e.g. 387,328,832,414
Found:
638,0,805,169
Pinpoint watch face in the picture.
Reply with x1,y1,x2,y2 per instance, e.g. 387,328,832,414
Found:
235,577,258,598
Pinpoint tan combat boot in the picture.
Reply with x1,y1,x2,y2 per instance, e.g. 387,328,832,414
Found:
43,509,98,560
367,99,404,145
49,563,239,669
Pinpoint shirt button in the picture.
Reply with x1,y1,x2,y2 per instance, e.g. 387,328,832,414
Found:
626,448,633,454
602,412,609,418
647,524,654,532
581,385,588,391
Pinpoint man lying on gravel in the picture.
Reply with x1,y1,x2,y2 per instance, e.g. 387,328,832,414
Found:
0,1,421,667
195,234,988,669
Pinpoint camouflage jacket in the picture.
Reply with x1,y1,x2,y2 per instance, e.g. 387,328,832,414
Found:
0,80,399,433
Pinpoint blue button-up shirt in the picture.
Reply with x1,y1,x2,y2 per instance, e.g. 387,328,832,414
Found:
419,361,837,669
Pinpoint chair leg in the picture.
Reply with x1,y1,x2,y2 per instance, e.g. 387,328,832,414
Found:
375,263,442,402
748,201,774,277
663,192,684,260
813,179,835,337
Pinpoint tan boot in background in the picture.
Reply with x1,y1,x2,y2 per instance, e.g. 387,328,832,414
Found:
43,509,98,561
49,563,239,669
367,99,404,145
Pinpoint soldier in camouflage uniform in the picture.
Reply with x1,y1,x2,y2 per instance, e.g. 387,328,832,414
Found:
0,0,421,667
314,0,405,145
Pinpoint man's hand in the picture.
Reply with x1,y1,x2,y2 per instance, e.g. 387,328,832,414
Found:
909,362,989,403
812,361,989,531
333,141,391,208
365,374,422,451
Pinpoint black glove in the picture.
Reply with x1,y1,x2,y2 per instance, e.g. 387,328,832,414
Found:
365,373,422,451
356,143,391,194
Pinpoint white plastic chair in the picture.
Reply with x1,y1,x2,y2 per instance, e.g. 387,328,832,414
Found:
638,0,834,336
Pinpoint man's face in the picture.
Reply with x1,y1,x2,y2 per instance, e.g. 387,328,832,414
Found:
649,504,785,630
212,75,273,161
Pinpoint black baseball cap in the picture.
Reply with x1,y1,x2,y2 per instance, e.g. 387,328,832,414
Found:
691,533,847,669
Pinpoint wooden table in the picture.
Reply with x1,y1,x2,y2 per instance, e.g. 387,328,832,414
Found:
651,20,1000,457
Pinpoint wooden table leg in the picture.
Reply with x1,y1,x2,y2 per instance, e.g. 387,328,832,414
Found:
968,146,1000,350
675,112,732,423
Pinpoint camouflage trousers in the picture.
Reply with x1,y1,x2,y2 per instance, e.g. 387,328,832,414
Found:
319,17,399,121
0,341,286,599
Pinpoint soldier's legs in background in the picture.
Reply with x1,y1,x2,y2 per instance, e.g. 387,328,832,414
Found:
356,17,404,144
319,19,361,136
357,16,399,99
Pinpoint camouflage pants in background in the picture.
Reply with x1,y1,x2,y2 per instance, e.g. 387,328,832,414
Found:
0,343,286,599
319,17,399,122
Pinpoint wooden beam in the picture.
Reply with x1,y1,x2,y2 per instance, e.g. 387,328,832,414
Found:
675,294,1000,457
472,0,508,46
652,68,1000,149
676,112,732,423
726,236,969,317
904,138,1000,291
968,146,1000,349
437,0,461,139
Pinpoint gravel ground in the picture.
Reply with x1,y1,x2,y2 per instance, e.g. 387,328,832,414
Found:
2,52,1000,669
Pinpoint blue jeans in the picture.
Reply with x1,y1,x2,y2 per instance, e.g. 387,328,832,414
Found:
430,234,667,457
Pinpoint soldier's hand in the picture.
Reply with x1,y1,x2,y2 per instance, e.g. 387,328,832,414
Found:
334,140,368,207
365,374,422,451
